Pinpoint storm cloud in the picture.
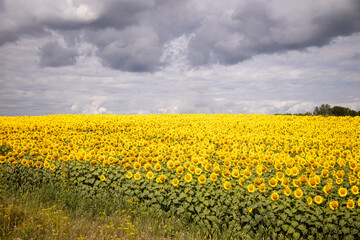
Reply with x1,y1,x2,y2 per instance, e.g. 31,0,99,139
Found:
39,41,78,67
0,0,359,116
1,0,360,71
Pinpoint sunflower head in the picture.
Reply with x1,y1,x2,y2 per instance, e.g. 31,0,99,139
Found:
223,181,231,190
294,188,303,198
338,187,348,197
271,192,279,201
347,199,355,209
329,201,339,210
314,195,323,204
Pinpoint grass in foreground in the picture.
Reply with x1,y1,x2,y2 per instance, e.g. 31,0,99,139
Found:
0,187,212,240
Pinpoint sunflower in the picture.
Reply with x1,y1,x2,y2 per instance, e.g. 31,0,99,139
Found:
247,184,256,193
154,163,162,171
21,159,28,165
323,185,333,195
276,172,284,180
0,156,6,164
172,178,180,187
167,160,175,169
144,163,152,171
213,166,221,174
126,172,133,179
209,172,217,182
35,161,42,168
195,167,202,175
284,187,291,196
268,177,278,188
176,166,184,175
314,195,323,204
335,177,343,185
338,187,348,197
271,192,279,201
184,173,193,183
90,160,98,166
259,183,266,193
133,162,141,170
223,181,231,190
308,178,317,188
347,199,355,210
231,169,240,178
43,161,50,168
244,169,252,178
12,161,18,166
307,197,313,205
198,175,207,184
146,171,154,180
156,174,166,183
222,169,231,178
134,172,141,180
329,201,339,210
281,178,290,187
124,163,131,170
238,177,245,186
100,175,106,181
291,167,299,176
351,186,359,195
254,177,264,187
27,160,34,167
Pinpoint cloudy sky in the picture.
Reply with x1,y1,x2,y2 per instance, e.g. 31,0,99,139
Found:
1,0,360,116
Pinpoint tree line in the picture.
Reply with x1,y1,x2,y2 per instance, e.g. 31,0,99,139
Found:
312,104,360,117
275,104,360,116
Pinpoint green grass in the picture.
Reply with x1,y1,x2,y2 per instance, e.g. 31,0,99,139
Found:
0,186,212,240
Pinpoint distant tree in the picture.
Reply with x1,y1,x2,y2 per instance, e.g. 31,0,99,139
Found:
313,104,331,116
313,104,360,117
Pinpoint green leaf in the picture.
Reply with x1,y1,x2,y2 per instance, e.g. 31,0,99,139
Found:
288,226,295,234
298,224,306,231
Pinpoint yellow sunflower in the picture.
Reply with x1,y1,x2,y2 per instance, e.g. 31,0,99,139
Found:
347,199,355,210
184,173,193,183
271,192,279,201
100,175,106,181
314,195,323,204
247,184,256,193
146,171,154,180
172,178,180,187
126,172,133,179
198,175,207,184
338,187,348,197
351,186,359,195
223,181,231,190
329,201,339,210
134,172,141,180
294,188,303,198
284,187,291,196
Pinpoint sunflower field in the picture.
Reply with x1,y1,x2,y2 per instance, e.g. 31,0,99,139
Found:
1,114,360,239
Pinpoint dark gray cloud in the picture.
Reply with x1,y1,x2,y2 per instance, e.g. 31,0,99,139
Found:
188,0,360,66
39,41,78,67
1,0,360,73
